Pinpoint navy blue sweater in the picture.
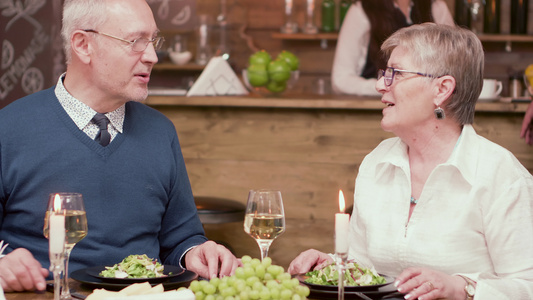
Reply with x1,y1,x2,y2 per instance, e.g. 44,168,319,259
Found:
0,87,207,274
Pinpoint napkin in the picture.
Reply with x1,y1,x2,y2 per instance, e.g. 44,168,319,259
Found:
0,241,7,300
101,290,195,300
187,56,248,96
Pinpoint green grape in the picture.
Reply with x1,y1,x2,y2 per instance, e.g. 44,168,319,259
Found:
261,257,272,268
210,277,221,287
266,279,279,290
263,273,273,281
255,264,266,279
189,280,201,292
277,272,291,282
219,282,229,291
270,287,280,299
224,296,235,300
239,290,250,300
295,285,310,297
243,266,255,278
266,265,282,277
221,287,236,297
195,290,206,300
241,255,252,264
246,276,260,287
290,278,300,287
235,267,246,279
234,278,247,291
280,289,292,300
250,258,261,268
292,294,302,300
252,281,263,291
259,287,271,300
249,289,260,300
203,283,217,295
205,295,216,300
282,279,294,289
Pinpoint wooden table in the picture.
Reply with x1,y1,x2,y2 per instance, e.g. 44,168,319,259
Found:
4,281,90,299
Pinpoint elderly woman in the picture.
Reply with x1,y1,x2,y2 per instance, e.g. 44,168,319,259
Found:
289,23,533,300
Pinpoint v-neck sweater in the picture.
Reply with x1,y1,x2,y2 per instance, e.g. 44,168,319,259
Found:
0,87,207,275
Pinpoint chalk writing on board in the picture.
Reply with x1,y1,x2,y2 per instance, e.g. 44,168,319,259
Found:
146,0,194,30
1,0,46,31
0,29,48,100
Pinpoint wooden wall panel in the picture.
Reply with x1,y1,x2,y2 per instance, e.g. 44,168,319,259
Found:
153,104,533,268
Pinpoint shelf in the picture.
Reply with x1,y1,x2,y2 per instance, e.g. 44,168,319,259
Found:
271,32,339,40
153,63,205,71
271,32,533,51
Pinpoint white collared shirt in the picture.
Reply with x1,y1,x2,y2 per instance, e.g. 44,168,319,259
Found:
54,74,125,142
349,125,533,299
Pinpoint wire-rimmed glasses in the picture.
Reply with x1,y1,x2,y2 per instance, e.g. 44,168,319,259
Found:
377,67,435,87
83,29,165,52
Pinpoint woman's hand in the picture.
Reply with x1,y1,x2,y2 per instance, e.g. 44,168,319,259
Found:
394,267,467,300
287,249,333,275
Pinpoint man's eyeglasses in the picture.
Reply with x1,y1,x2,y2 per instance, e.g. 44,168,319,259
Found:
83,29,165,52
377,67,435,87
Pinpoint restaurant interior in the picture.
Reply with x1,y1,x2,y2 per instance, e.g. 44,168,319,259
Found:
2,0,533,286
148,0,533,270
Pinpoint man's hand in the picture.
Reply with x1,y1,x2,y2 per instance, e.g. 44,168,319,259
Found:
0,248,49,292
184,241,239,279
288,249,333,275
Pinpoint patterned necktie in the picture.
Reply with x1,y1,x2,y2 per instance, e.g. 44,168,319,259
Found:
92,113,111,146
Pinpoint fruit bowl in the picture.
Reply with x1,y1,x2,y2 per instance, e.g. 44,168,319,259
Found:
242,69,299,96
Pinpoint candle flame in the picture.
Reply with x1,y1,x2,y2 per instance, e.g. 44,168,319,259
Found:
53,194,62,213
338,190,345,213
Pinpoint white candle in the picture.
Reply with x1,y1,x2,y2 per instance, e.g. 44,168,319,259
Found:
335,190,350,253
49,195,65,254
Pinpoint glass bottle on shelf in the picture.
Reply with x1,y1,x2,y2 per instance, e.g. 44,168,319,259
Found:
321,0,335,32
196,14,212,65
281,0,298,33
455,0,471,28
339,0,350,28
483,0,500,34
304,0,318,34
469,0,483,33
510,0,528,34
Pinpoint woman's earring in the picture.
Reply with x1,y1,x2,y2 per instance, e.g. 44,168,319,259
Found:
434,107,445,120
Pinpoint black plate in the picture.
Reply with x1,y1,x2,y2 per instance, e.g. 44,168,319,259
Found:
305,280,402,300
85,265,185,284
71,267,197,291
297,274,395,292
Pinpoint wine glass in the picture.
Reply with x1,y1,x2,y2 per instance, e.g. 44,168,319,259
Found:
44,193,88,300
243,190,285,261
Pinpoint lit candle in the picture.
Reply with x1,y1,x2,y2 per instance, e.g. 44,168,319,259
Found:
335,190,349,253
49,194,65,254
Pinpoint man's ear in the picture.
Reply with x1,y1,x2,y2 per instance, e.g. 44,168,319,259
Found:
434,75,456,107
70,30,93,64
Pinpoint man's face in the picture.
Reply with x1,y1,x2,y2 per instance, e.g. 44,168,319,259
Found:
89,0,159,105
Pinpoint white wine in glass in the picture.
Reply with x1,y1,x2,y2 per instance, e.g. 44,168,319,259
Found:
244,190,285,261
44,193,87,300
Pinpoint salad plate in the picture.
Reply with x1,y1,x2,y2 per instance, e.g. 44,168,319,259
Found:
86,265,185,284
297,273,395,292
71,268,197,291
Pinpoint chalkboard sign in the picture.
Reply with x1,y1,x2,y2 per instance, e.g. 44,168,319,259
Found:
147,0,196,31
0,0,64,109
0,0,195,109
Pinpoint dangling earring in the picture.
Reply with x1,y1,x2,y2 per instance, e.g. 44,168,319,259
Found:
434,106,445,120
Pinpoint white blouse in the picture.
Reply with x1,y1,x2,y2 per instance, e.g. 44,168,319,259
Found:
349,125,533,299
331,0,455,96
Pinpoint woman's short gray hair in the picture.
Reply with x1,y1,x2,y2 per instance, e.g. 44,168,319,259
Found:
381,23,484,125
61,0,108,64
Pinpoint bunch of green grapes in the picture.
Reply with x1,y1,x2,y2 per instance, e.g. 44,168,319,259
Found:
187,255,310,300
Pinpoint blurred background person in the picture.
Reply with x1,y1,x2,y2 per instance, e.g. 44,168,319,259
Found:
331,0,454,96
290,23,533,300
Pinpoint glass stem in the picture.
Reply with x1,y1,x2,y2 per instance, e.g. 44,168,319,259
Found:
256,240,272,261
61,246,74,300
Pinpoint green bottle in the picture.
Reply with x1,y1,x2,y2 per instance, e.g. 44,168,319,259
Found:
321,0,336,32
339,0,350,27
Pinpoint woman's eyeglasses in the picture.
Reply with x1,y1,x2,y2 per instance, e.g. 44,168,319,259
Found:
377,67,434,86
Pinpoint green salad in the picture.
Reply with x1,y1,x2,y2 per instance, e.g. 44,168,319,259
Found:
304,261,387,286
99,254,167,278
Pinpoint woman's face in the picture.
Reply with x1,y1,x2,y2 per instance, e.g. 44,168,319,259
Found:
376,46,436,136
